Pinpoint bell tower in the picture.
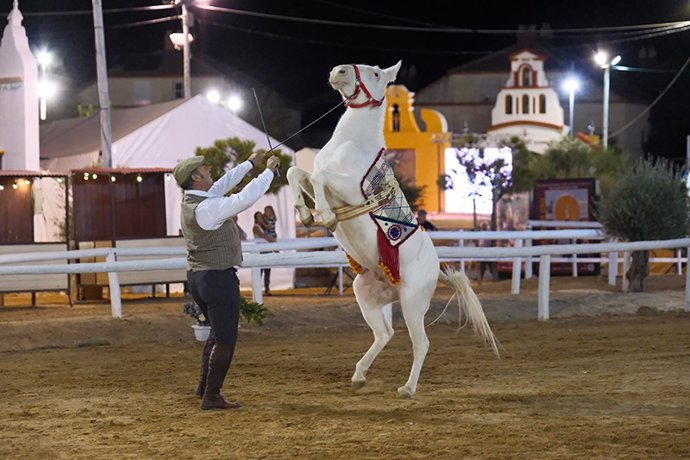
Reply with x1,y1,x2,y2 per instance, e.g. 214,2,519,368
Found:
0,0,40,171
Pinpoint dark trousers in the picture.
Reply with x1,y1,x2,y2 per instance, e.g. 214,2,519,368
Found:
261,268,271,290
187,268,240,346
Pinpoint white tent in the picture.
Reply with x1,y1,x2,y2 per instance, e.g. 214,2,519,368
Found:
40,95,296,290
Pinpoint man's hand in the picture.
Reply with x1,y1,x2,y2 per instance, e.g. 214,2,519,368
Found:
266,156,280,173
248,151,267,167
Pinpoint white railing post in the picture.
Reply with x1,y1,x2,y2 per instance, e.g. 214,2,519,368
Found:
538,254,551,321
622,251,631,292
524,238,533,279
571,238,578,277
686,246,690,312
459,239,465,273
608,246,618,286
338,266,344,295
511,239,523,295
251,267,263,304
676,249,682,275
106,250,122,319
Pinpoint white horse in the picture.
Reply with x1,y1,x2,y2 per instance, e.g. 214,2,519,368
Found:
287,61,499,398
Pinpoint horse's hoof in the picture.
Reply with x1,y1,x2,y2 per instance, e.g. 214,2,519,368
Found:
299,212,314,227
351,380,367,392
324,218,337,232
396,386,413,399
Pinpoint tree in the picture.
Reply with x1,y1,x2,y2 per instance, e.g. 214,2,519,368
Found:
597,157,689,291
194,137,292,194
529,137,629,199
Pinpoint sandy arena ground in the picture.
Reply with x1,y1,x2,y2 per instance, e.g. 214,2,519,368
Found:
1,275,689,459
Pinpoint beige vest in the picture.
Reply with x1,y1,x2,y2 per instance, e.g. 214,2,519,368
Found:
181,193,242,271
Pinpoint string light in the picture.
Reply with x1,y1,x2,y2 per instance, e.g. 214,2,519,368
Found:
110,176,116,182
12,182,18,189
136,175,143,183
91,173,98,180
0,185,4,191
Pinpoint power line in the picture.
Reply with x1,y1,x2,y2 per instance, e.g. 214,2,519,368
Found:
18,5,175,16
610,56,690,138
197,18,488,57
195,4,690,36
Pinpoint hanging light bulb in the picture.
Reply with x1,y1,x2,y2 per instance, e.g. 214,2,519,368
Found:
136,175,143,183
91,173,98,180
110,176,116,182
12,182,18,189
0,185,4,191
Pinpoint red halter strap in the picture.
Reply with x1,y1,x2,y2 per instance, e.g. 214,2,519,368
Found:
344,64,384,109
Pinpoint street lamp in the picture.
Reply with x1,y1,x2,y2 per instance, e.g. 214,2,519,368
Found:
594,51,621,148
169,0,193,99
562,76,580,138
36,49,53,120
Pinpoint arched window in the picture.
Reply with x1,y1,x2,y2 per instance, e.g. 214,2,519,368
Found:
539,94,546,113
391,103,401,131
521,67,532,87
505,95,513,114
522,94,530,114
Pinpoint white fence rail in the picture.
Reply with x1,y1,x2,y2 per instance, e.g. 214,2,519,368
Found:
1,232,688,321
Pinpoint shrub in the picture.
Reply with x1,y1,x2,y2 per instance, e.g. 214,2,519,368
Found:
597,157,689,291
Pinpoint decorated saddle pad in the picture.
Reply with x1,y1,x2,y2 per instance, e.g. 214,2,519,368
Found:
361,149,418,247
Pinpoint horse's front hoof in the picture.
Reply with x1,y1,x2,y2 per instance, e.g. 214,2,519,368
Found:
297,209,314,227
300,214,314,227
324,218,337,232
351,379,367,393
396,386,414,399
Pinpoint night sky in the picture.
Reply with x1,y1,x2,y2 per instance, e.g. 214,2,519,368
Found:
2,0,690,155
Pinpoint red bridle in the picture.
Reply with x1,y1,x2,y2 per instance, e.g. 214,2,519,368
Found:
344,64,384,109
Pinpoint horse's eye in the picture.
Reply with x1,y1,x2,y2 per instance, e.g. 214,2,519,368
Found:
374,72,379,78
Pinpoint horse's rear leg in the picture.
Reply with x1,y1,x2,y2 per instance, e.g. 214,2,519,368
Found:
397,286,433,398
351,271,395,392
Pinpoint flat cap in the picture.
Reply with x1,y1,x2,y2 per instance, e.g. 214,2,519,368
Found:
173,156,205,187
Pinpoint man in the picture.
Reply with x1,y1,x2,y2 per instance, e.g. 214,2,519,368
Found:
174,151,279,410
416,209,437,231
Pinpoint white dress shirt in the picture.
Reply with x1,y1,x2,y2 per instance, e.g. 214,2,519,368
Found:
185,161,275,231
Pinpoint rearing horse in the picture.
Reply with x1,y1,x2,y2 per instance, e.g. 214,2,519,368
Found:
287,61,499,398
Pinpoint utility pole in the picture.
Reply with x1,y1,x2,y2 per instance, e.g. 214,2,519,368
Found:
181,1,191,98
91,0,112,167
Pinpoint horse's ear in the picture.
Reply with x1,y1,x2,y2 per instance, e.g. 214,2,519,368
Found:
384,60,403,83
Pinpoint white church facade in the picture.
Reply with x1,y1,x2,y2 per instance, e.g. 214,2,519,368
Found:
487,49,567,154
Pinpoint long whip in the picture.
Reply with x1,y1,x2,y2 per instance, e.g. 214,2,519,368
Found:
252,88,280,176
251,87,345,157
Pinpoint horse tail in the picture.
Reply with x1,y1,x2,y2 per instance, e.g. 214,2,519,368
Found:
439,266,501,359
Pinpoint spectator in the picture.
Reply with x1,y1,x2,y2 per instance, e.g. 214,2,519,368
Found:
477,221,494,285
416,209,438,231
253,211,276,295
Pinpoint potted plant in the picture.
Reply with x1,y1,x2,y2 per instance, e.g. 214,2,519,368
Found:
184,297,270,341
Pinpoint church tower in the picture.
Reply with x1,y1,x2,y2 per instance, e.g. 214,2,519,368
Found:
488,49,566,153
0,1,39,171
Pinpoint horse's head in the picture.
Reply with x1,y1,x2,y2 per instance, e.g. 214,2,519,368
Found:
329,61,402,108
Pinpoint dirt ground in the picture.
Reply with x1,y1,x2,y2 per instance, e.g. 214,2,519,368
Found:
1,275,689,459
